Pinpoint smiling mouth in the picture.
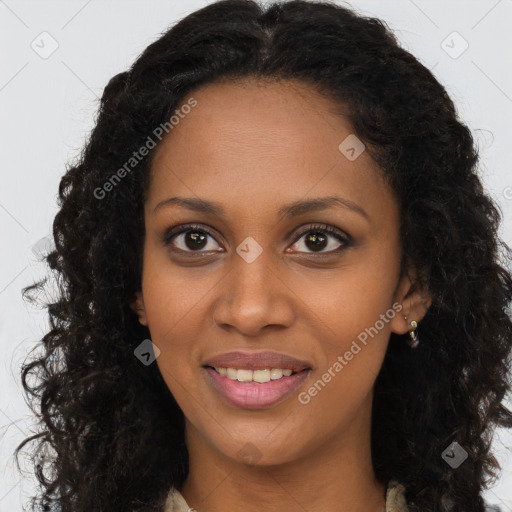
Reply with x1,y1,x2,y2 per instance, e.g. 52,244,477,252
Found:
203,365,312,409
205,365,307,384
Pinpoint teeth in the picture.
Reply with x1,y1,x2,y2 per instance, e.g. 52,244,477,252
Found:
253,369,270,383
236,369,253,382
226,368,238,379
270,368,282,379
213,367,295,383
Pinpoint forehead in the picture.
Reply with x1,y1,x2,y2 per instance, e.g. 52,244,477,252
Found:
154,77,352,163
148,78,394,223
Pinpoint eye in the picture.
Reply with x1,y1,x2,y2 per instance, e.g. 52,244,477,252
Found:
162,224,223,254
288,223,351,254
162,222,351,256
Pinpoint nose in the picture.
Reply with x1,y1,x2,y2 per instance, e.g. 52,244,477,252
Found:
212,250,295,336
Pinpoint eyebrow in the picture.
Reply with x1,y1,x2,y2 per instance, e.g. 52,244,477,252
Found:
153,195,369,220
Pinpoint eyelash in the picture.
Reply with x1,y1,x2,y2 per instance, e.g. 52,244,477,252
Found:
162,222,351,256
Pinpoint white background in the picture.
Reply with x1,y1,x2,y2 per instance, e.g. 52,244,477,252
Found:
1,0,511,510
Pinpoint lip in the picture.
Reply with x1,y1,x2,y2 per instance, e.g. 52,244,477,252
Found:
204,366,311,409
202,350,312,372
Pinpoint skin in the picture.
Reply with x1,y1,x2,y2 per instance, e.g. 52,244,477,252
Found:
132,77,431,512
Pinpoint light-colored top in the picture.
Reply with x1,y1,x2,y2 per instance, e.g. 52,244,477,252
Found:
163,479,411,512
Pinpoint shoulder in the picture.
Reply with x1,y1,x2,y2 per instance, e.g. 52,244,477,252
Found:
163,486,196,512
386,479,412,512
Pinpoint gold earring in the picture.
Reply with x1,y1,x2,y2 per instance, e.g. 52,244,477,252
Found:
406,318,419,348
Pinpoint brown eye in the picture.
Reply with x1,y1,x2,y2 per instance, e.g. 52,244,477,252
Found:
305,232,328,251
288,224,351,254
163,224,223,253
184,231,208,250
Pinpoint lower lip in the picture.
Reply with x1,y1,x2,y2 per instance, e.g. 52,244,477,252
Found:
204,367,311,410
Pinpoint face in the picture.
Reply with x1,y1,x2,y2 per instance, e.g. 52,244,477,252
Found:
133,78,429,467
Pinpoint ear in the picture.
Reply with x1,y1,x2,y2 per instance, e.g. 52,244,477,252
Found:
130,291,148,326
390,268,432,336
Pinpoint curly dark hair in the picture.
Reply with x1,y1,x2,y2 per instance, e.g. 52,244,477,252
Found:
15,1,512,511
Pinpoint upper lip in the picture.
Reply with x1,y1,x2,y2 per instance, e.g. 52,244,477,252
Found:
202,351,311,372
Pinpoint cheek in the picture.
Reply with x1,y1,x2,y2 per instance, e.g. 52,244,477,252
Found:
142,266,206,421
292,249,399,348
140,240,216,339
140,249,207,395
290,247,399,412
293,286,393,446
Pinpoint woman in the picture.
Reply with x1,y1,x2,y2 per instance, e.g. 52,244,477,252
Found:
17,1,512,511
